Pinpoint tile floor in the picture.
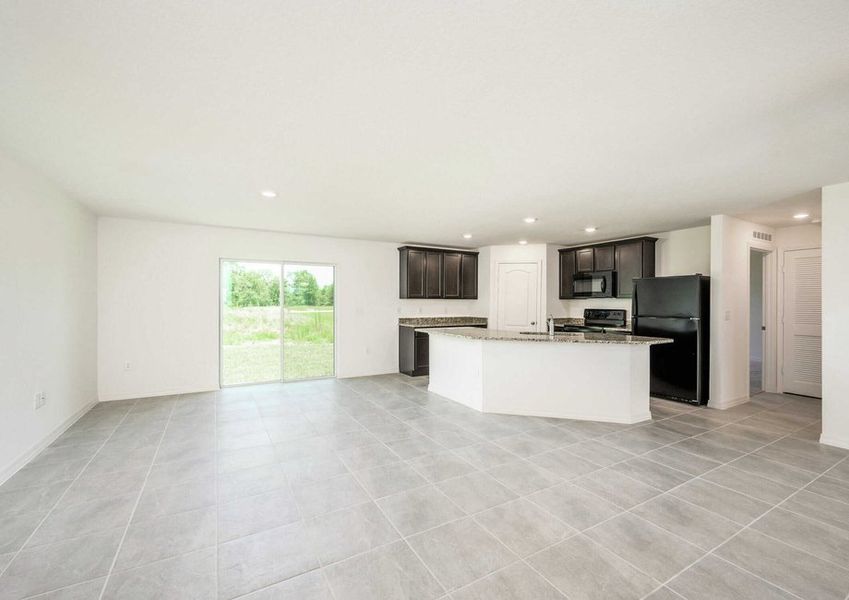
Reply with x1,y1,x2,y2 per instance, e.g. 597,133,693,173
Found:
0,375,847,600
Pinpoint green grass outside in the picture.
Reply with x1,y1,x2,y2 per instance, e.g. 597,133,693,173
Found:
221,305,334,385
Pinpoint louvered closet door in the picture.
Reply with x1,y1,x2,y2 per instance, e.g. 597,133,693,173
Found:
782,248,822,397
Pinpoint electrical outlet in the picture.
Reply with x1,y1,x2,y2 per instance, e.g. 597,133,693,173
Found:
33,392,46,410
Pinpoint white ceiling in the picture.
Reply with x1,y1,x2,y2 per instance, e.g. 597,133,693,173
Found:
1,2,848,247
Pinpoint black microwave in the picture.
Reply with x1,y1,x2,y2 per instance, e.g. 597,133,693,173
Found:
573,270,616,298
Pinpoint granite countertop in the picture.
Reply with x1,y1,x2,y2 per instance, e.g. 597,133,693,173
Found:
425,327,672,345
399,316,488,328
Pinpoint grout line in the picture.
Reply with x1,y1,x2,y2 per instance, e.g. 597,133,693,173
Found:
96,398,178,600
0,399,140,584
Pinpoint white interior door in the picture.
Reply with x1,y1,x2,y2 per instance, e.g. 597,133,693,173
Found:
782,248,822,397
496,262,540,331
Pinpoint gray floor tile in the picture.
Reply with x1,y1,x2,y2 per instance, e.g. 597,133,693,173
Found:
486,460,562,495
436,471,517,513
642,447,721,476
566,440,634,467
218,521,319,600
528,449,601,480
27,494,135,547
668,554,795,600
0,528,122,600
452,443,516,470
384,435,445,459
528,483,621,530
692,429,766,453
672,438,744,463
474,498,573,557
81,445,157,477
217,445,278,474
376,485,465,536
280,455,349,486
0,552,13,573
752,507,849,566
103,547,216,600
450,562,565,599
133,477,216,522
575,468,661,509
27,444,102,470
805,475,849,503
609,457,692,491
670,479,771,525
407,518,516,591
729,454,818,488
115,507,216,570
0,509,47,554
240,570,332,599
716,529,849,600
407,452,477,483
146,455,216,489
0,482,69,518
323,540,444,600
631,494,741,551
293,473,370,519
528,535,658,600
219,488,300,542
701,465,797,504
306,502,399,565
59,469,147,508
26,577,106,599
337,443,401,471
493,433,561,457
218,463,288,502
826,458,849,482
781,490,849,532
354,462,428,498
1,460,89,493
586,513,705,581
756,438,847,473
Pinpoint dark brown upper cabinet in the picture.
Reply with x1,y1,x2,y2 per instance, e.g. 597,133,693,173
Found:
559,249,577,299
614,238,656,298
399,246,478,299
443,252,462,298
557,237,656,299
576,248,594,272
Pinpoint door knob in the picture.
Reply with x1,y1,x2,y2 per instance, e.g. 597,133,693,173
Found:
530,321,536,325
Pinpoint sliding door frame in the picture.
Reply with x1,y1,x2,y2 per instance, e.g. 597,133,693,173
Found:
218,257,337,388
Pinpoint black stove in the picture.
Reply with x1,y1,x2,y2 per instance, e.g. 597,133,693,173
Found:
554,309,630,334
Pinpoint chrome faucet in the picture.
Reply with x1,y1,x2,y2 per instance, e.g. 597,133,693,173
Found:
547,315,555,336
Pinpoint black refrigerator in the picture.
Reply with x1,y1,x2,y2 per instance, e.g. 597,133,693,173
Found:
632,275,710,405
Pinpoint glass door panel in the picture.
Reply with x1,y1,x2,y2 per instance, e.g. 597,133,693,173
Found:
282,264,335,380
221,261,282,385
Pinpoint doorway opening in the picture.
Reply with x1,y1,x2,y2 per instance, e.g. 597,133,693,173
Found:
220,260,335,386
749,249,767,394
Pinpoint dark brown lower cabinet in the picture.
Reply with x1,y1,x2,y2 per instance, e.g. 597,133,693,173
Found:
399,325,486,376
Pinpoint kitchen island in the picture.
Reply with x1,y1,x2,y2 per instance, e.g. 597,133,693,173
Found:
427,327,673,424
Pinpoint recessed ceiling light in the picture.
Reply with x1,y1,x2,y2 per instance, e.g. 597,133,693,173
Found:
518,240,528,245
523,217,538,224
793,213,809,220
584,227,597,233
260,189,277,198
812,218,822,224
462,233,473,239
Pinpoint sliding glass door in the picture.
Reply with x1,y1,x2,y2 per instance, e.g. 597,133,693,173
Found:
220,260,335,386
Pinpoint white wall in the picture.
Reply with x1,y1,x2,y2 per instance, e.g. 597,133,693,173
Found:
710,215,775,408
547,225,711,319
821,183,849,449
97,218,488,401
0,151,98,482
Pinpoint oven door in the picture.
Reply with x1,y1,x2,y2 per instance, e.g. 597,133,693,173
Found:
572,271,615,298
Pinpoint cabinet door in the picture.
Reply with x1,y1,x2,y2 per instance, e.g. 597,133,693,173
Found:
559,250,577,299
443,253,462,298
406,250,426,298
594,245,615,271
414,333,429,370
460,253,478,299
615,241,642,298
576,248,594,272
425,251,443,298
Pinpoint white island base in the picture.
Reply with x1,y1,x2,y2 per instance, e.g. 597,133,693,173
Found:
428,331,660,424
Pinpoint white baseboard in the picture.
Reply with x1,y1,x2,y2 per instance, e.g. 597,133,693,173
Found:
0,400,98,487
708,395,750,410
99,384,219,402
820,433,849,451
